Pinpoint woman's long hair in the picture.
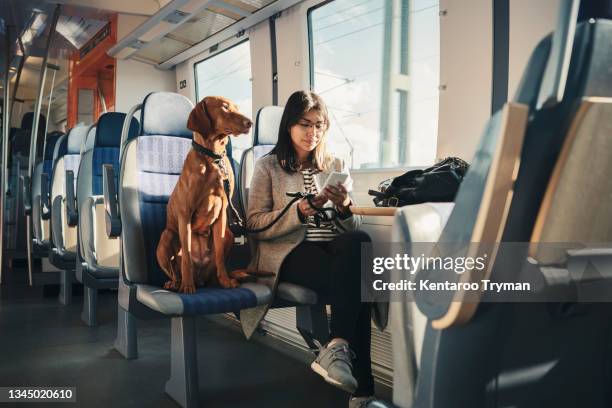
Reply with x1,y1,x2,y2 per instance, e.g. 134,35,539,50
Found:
271,90,330,173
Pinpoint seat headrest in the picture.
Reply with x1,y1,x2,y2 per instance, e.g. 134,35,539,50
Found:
43,133,63,161
96,112,140,148
21,112,46,130
66,124,91,154
53,135,68,161
140,92,193,138
254,106,284,145
81,126,96,154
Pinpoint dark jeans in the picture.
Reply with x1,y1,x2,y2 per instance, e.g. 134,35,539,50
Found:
279,230,374,397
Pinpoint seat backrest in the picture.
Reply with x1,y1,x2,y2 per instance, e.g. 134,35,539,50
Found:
82,126,96,155
51,124,90,202
238,106,283,217
413,19,612,408
77,112,139,267
529,97,612,265
21,112,47,160
77,112,139,205
31,132,68,240
41,132,63,189
120,92,194,286
50,124,90,252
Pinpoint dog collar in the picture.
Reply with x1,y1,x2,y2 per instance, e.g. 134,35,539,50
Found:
191,141,225,164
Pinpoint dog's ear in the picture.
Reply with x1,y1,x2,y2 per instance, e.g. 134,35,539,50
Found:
187,98,212,136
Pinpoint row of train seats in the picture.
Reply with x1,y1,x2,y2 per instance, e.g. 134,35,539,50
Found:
28,115,138,312
5,113,47,262
389,17,612,408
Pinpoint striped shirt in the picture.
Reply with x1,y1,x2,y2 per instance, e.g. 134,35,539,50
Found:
301,168,339,242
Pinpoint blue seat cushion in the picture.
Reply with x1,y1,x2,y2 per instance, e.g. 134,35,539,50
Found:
135,282,272,316
92,147,120,195
96,112,139,147
44,134,62,161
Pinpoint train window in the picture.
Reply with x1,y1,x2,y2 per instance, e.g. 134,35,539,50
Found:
309,0,440,169
194,40,253,160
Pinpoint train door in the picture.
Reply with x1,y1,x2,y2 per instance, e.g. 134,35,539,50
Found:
67,19,116,127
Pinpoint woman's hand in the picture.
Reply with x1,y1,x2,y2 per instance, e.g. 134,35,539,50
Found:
323,183,351,211
298,194,328,217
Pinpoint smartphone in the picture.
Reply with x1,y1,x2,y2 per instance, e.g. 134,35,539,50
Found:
322,171,349,190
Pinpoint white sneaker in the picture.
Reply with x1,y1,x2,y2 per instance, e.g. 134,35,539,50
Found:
311,341,358,393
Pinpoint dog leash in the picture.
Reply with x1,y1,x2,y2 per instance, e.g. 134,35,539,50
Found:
226,189,339,235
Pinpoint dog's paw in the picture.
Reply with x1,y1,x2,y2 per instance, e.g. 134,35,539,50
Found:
229,269,255,282
219,277,239,289
179,282,196,294
163,280,180,291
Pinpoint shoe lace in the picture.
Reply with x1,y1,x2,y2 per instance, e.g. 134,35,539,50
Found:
328,344,356,367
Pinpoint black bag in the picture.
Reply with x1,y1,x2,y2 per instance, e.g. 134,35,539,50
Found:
368,157,469,207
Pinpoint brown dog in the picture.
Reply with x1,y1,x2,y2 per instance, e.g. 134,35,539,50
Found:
156,96,252,294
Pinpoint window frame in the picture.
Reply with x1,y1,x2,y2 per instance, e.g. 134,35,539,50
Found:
306,0,440,171
306,0,334,90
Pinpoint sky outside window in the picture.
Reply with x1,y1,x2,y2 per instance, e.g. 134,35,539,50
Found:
310,0,439,169
195,40,253,161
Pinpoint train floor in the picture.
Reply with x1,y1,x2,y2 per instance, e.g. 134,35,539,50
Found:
0,262,349,407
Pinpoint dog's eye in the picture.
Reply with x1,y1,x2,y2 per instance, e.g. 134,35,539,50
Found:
223,104,229,111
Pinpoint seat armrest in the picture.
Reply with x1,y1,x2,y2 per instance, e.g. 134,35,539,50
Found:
22,175,31,215
103,164,121,238
65,170,78,226
40,173,51,220
566,248,612,281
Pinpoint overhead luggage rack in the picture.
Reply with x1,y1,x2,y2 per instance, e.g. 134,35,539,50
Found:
107,0,300,68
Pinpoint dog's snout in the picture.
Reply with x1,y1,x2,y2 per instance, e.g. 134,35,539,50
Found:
244,119,253,128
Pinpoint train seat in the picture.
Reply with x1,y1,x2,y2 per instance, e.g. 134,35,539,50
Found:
75,112,138,326
390,17,612,408
30,132,63,252
112,92,271,407
239,105,331,350
49,123,90,264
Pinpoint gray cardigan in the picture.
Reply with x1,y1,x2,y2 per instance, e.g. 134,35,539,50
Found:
240,154,361,339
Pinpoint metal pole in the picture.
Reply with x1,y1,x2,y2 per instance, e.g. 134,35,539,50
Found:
379,0,394,165
397,0,410,165
1,26,12,284
10,37,24,125
41,65,57,163
27,5,61,178
26,5,60,286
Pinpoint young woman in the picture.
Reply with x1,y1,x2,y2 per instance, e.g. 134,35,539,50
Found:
242,90,378,408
